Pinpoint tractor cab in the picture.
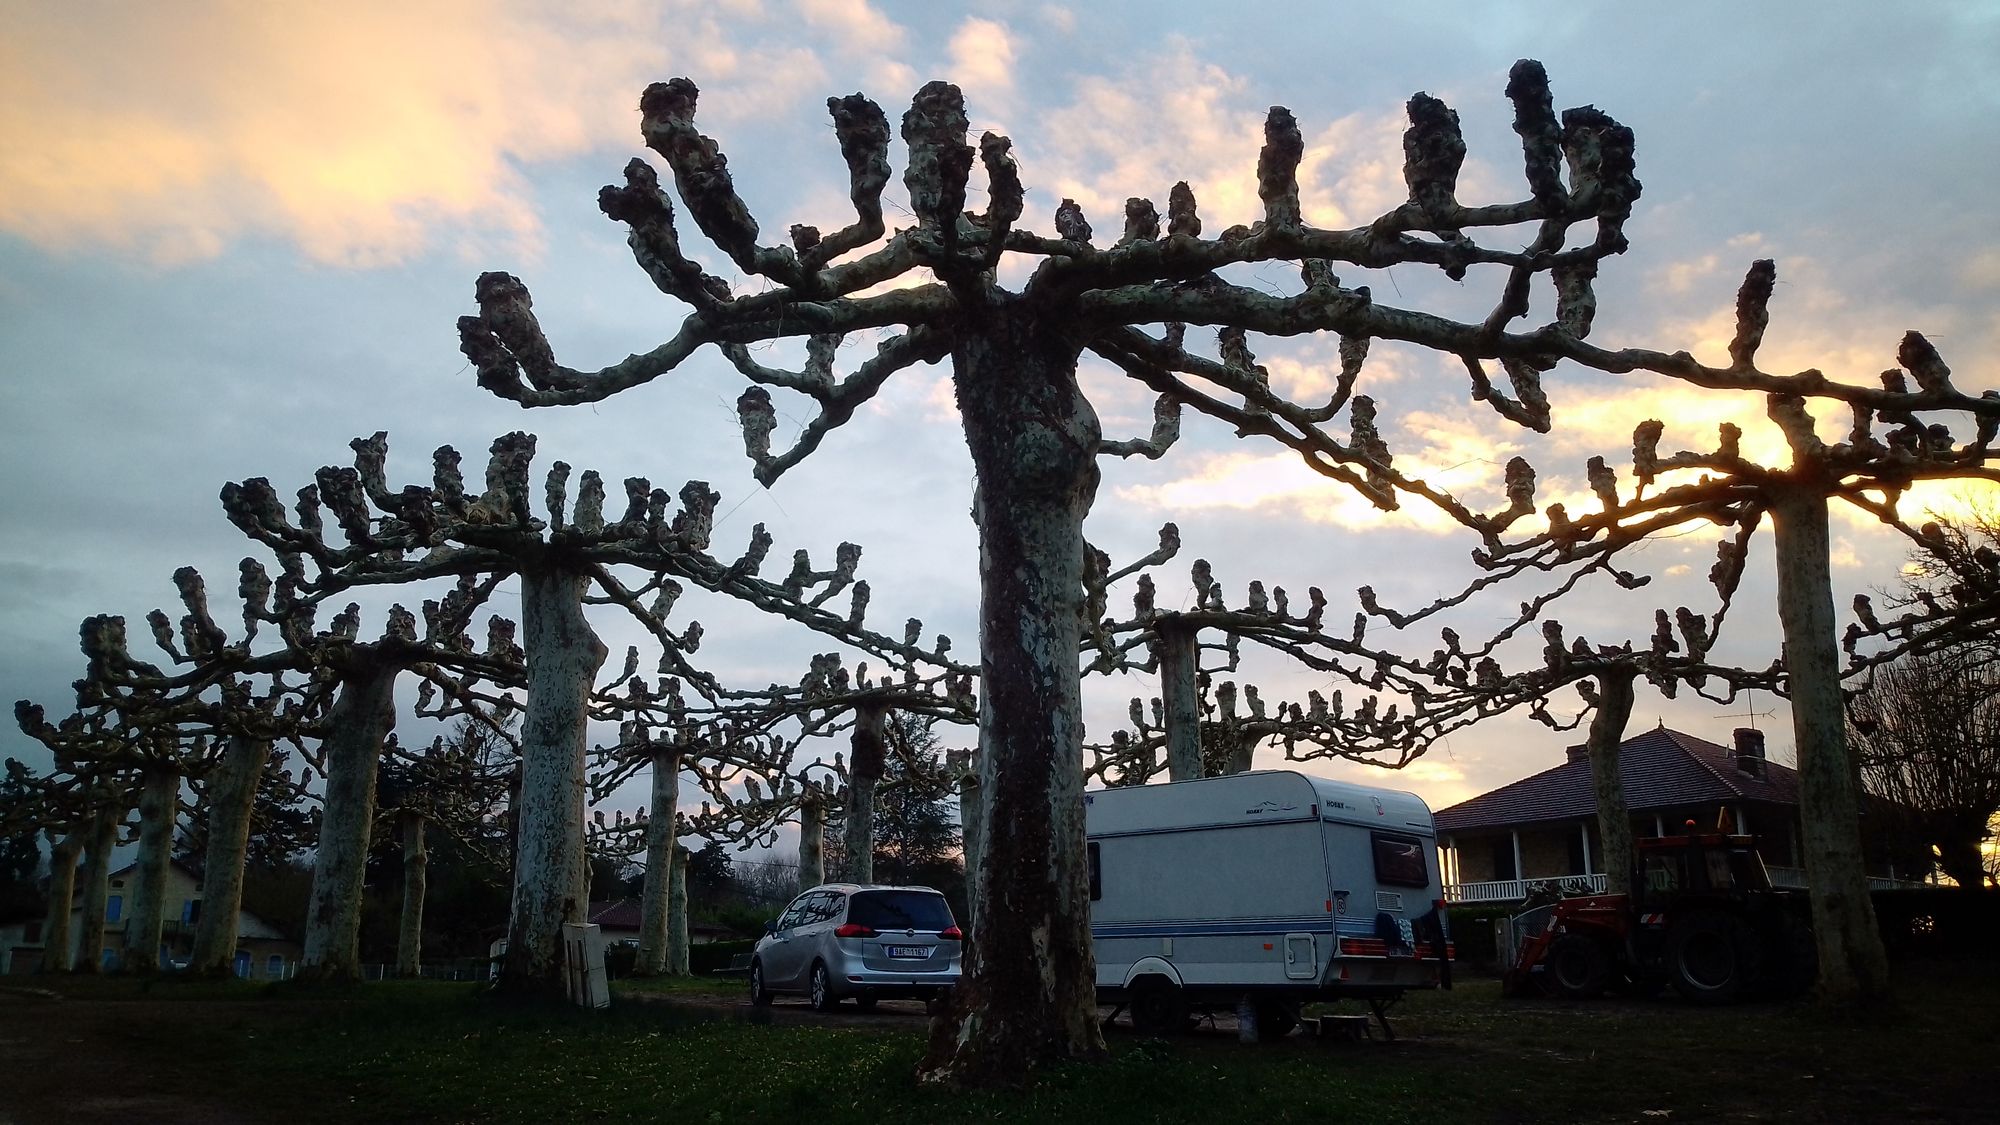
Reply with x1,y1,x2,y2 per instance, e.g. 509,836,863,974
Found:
1633,831,1774,911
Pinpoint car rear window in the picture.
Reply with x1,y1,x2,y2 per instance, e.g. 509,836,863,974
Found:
845,890,955,930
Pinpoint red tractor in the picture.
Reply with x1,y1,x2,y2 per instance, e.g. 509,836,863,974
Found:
1502,829,1816,1003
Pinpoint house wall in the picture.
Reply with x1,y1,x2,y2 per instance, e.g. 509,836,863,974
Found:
1446,803,1810,889
68,864,299,976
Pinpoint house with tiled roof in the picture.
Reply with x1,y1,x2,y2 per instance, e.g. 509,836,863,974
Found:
1434,726,1923,903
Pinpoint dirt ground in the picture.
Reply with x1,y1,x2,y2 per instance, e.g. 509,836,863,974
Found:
0,987,263,1125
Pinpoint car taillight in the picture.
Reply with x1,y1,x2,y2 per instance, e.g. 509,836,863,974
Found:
939,926,963,941
834,923,875,938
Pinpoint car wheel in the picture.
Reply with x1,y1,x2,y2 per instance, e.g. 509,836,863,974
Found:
749,960,772,1007
1129,978,1187,1036
1666,911,1757,1005
809,962,838,1012
1542,933,1613,999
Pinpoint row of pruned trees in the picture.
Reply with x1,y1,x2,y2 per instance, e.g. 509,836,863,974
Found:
8,54,1996,1090
9,429,977,995
446,58,2000,1084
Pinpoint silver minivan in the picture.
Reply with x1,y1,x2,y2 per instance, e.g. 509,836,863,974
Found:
749,883,962,1011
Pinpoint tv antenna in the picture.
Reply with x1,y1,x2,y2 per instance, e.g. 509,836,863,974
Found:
1717,690,1776,730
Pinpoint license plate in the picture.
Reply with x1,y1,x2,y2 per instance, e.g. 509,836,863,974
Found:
888,945,928,959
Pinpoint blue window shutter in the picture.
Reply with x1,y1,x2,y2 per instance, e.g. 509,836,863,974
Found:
106,895,123,923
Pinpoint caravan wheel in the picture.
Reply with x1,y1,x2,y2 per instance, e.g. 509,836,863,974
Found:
1129,978,1187,1036
1252,999,1300,1041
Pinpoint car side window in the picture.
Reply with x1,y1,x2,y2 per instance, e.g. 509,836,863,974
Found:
777,898,809,930
810,892,845,924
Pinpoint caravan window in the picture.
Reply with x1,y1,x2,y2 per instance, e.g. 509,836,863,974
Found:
1087,842,1101,901
1371,834,1429,888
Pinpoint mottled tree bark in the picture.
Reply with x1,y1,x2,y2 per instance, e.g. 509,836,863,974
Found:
126,764,179,974
395,811,428,977
666,841,691,975
636,747,680,976
41,833,81,973
74,809,116,973
302,665,398,980
845,704,888,883
189,734,271,975
958,770,983,935
924,320,1106,1084
798,797,825,890
498,564,608,999
1771,486,1891,1006
1156,624,1202,782
1586,668,1638,896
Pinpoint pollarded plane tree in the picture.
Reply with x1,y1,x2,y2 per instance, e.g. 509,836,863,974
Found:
1391,264,2000,1005
580,528,968,981
456,59,1669,1077
376,694,523,978
16,655,212,975
0,758,114,972
1159,534,1779,899
59,542,521,980
223,430,947,997
600,646,972,916
585,670,800,976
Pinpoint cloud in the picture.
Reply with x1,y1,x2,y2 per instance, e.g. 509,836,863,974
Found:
947,18,1018,111
0,1,834,267
795,0,905,54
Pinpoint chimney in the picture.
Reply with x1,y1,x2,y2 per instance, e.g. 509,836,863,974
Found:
1733,728,1766,776
1566,743,1589,764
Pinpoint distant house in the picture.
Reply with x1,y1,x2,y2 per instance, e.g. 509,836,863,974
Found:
0,859,300,978
1434,726,1924,903
485,899,733,963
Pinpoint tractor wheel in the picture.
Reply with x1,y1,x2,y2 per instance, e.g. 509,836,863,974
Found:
1129,978,1188,1036
1666,911,1759,1005
1541,933,1613,999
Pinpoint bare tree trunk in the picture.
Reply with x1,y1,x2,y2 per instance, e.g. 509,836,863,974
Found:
499,564,607,999
666,841,690,975
1156,624,1202,782
41,833,80,973
1586,668,1638,896
798,797,825,890
1771,486,1892,1006
303,665,398,980
636,747,680,976
845,704,888,883
958,767,983,935
395,811,428,977
923,327,1106,1085
189,734,270,975
127,764,179,974
74,808,116,973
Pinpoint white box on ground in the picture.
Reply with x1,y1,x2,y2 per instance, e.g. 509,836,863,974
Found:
563,922,611,1009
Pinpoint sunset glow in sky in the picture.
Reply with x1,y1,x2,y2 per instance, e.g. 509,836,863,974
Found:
4,1,1998,836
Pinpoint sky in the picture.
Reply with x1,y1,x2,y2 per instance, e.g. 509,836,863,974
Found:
4,1,1998,855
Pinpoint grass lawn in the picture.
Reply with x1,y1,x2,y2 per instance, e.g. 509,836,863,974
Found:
4,962,1995,1123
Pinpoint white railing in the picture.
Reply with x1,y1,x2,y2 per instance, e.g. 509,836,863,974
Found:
1444,874,1605,903
1448,866,1927,903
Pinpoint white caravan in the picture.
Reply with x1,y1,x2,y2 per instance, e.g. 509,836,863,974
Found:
1085,770,1453,1036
